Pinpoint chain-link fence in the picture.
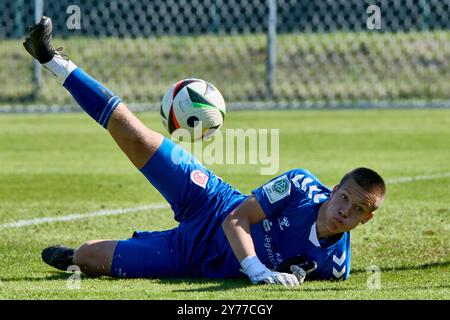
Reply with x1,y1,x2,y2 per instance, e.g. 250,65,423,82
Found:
1,0,449,110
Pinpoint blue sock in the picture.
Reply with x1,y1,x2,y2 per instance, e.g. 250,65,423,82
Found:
63,68,122,128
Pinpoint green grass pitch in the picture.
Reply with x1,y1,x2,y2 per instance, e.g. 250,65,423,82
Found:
0,109,449,299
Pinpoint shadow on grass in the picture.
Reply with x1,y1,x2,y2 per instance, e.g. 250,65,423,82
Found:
158,278,250,292
0,272,249,292
0,272,246,286
0,272,121,282
2,260,448,294
350,260,450,275
0,273,66,282
160,279,450,294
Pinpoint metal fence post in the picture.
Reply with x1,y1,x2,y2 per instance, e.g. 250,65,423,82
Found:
14,0,25,38
209,0,220,34
420,0,430,31
267,0,277,99
32,0,44,99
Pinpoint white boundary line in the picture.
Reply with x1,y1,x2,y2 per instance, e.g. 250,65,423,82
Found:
1,171,449,230
0,203,169,230
386,172,450,184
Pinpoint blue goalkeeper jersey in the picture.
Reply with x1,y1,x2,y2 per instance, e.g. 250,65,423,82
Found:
121,138,350,280
207,168,351,280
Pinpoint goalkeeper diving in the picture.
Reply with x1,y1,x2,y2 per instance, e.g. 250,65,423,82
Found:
24,17,386,286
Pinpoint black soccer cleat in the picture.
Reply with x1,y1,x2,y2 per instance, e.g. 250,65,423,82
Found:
41,245,75,271
23,16,60,64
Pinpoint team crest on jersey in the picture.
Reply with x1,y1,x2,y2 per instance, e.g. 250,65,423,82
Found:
263,175,291,204
190,169,209,188
273,179,289,194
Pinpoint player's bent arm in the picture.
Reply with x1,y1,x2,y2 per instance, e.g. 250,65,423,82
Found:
107,103,164,169
222,196,300,286
222,195,266,262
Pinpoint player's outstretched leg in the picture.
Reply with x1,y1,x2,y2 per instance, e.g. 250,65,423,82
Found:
23,16,121,129
23,16,163,168
24,17,168,277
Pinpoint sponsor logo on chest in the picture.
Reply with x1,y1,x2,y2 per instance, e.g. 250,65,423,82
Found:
278,216,290,230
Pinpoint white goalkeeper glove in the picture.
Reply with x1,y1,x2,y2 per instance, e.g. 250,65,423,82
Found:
240,255,300,286
290,265,308,284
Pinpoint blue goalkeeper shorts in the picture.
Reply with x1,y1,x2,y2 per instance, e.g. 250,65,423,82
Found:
110,137,245,278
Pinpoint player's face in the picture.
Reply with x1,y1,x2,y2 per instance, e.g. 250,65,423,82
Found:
324,179,380,234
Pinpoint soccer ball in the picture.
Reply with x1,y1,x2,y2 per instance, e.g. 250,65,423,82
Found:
160,78,226,141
